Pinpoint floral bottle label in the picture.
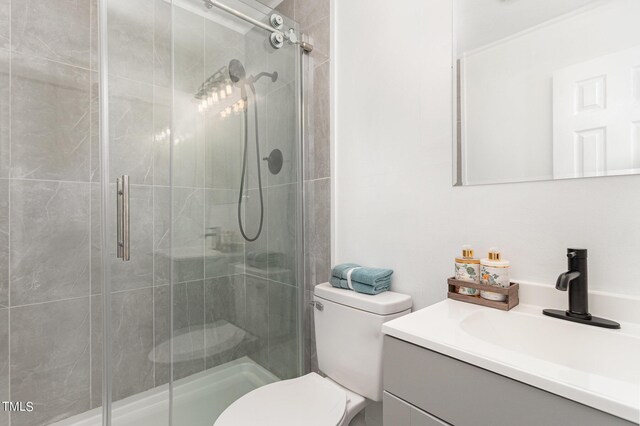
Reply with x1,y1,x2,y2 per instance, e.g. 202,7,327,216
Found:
480,265,510,301
455,262,480,295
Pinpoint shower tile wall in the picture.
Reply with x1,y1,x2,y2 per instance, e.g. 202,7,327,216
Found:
275,0,332,374
0,0,96,424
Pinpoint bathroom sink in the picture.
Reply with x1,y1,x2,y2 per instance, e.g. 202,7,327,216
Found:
382,290,640,423
460,308,640,384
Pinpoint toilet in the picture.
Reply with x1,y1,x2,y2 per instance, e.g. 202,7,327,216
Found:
215,282,412,426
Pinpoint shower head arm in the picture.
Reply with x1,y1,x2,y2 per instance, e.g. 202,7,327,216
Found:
248,71,279,84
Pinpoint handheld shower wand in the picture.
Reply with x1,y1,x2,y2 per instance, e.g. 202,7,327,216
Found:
228,59,278,242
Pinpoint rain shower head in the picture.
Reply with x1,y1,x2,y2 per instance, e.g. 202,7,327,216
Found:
228,59,246,83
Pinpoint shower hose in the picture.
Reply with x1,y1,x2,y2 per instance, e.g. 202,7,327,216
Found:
237,85,264,242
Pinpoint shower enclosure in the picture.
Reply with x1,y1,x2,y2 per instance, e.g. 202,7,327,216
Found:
0,0,310,425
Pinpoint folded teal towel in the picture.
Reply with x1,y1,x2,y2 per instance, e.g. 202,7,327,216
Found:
331,263,361,279
329,276,390,295
329,263,393,295
350,267,393,287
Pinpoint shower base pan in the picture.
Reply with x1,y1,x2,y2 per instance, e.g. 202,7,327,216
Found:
52,357,278,426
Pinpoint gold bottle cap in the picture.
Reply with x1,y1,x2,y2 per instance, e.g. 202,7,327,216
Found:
462,248,474,258
488,250,501,261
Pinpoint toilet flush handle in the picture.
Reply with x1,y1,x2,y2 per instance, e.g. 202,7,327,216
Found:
310,301,324,311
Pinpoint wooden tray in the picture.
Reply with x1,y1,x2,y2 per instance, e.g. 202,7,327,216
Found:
447,277,519,311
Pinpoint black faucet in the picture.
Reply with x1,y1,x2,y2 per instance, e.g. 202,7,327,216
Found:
543,249,620,329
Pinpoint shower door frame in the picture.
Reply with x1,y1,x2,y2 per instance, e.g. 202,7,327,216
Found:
97,0,311,424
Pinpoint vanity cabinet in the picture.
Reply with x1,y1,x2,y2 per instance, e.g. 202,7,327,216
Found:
383,336,637,426
384,391,450,426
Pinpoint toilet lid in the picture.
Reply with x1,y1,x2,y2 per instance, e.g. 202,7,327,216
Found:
214,373,347,426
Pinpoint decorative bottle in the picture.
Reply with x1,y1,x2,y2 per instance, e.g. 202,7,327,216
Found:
455,245,480,296
480,248,510,301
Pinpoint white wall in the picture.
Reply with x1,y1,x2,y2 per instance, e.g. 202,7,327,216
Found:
334,0,640,314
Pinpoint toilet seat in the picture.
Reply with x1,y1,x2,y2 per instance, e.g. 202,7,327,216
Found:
214,373,348,426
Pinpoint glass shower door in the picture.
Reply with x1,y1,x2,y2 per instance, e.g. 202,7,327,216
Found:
170,1,303,425
99,0,173,424
98,0,304,425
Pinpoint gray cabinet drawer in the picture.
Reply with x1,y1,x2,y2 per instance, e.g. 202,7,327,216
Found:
383,336,637,426
384,391,450,426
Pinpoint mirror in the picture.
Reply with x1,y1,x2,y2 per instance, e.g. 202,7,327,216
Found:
454,0,640,186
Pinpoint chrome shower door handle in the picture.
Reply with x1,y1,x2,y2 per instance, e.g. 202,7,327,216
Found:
116,175,130,261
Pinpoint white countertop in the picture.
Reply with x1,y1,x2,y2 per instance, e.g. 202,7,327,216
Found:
382,294,640,423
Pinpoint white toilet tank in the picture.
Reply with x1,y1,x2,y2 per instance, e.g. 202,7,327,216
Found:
313,283,412,402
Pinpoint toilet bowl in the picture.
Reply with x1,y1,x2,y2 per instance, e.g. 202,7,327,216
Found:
214,282,412,426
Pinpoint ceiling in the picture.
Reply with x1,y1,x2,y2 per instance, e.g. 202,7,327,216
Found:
457,0,605,53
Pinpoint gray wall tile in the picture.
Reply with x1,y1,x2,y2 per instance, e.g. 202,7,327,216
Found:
268,282,298,379
205,17,244,58
153,86,172,187
90,183,102,295
172,187,205,283
204,275,249,369
266,83,298,187
11,53,91,181
275,0,295,23
267,184,298,286
173,280,205,380
153,285,170,386
304,178,331,289
110,288,155,402
296,0,329,29
90,0,98,71
0,308,8,426
153,186,171,287
107,0,154,82
0,179,7,307
10,180,90,306
90,72,100,183
0,50,8,178
11,0,91,68
305,16,330,65
109,76,154,185
90,295,102,408
0,0,8,50
174,7,204,94
10,298,90,426
173,91,205,188
154,0,172,88
306,61,330,180
205,275,246,328
204,189,244,279
245,274,269,369
204,110,243,190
